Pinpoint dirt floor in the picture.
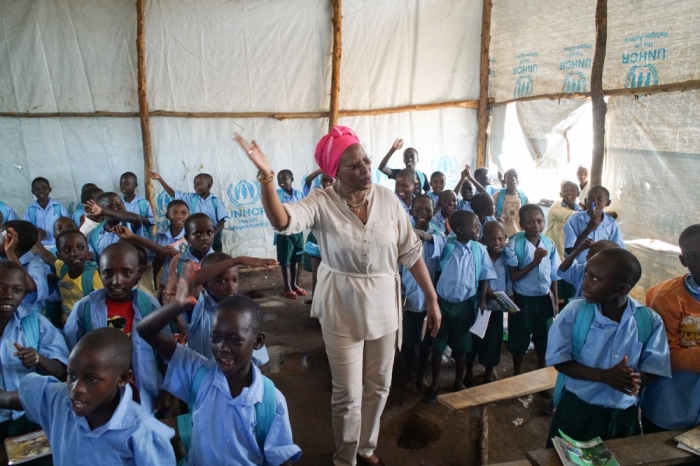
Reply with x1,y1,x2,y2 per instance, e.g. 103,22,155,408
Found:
241,266,553,466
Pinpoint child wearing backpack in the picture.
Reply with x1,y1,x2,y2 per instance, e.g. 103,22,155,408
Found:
492,169,528,237
83,192,147,261
558,239,619,302
23,177,70,248
0,260,69,439
394,168,417,216
275,170,306,300
0,200,19,224
432,190,458,235
504,204,560,376
136,267,302,466
120,172,156,240
0,221,50,310
546,248,670,446
64,242,167,414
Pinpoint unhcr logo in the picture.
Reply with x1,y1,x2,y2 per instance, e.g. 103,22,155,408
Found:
513,75,534,99
562,71,587,93
227,180,261,207
624,64,659,88
432,155,457,176
156,190,173,217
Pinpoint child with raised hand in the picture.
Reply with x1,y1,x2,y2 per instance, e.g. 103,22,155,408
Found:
423,211,496,402
377,139,430,194
71,183,98,227
558,239,619,301
545,181,582,261
454,165,487,201
427,171,446,205
83,192,147,261
492,169,529,237
78,186,105,236
564,185,624,262
24,177,71,249
474,168,502,196
136,265,302,466
152,199,190,286
504,204,560,376
0,260,69,438
302,168,335,197
403,195,444,392
546,249,670,446
433,190,458,235
64,242,167,415
470,193,499,239
0,200,19,224
394,168,417,216
119,172,156,240
0,327,176,465
150,171,228,252
0,221,49,310
641,225,700,432
275,170,306,300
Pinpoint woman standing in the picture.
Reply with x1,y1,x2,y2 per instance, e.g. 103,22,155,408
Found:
234,127,441,466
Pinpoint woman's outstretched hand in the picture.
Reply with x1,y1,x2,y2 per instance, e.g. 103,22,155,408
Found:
233,133,273,175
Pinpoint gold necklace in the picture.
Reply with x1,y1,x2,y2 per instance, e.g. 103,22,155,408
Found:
335,185,368,212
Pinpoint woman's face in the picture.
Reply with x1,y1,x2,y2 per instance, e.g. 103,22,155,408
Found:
336,144,372,191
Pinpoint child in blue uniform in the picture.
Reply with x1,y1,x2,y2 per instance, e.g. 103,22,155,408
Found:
427,171,446,205
546,249,670,446
276,170,306,299
470,193,499,239
432,190,458,235
152,199,190,287
557,239,619,300
120,172,156,239
0,221,50,310
84,192,147,261
377,139,430,194
0,200,19,224
24,177,70,248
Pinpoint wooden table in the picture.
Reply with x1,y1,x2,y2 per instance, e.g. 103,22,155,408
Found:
527,430,699,466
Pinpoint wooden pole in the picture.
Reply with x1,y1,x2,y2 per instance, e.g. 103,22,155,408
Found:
136,0,155,207
590,0,608,187
475,0,493,168
328,0,342,131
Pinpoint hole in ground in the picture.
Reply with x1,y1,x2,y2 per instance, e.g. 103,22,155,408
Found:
397,414,442,450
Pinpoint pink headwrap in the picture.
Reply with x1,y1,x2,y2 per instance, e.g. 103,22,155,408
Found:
314,126,361,178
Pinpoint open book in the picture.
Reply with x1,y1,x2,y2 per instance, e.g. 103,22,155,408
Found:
5,430,51,465
675,425,700,455
487,291,520,313
552,430,618,466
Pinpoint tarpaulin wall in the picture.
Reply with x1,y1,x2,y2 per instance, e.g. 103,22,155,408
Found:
0,0,482,257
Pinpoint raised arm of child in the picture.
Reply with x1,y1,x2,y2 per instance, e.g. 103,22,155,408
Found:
508,248,548,283
149,172,175,197
32,241,58,270
13,342,66,380
454,168,467,196
455,165,486,194
559,238,594,272
377,138,404,176
304,168,323,188
0,390,23,412
84,201,143,230
4,228,37,293
555,356,642,396
193,256,278,287
567,204,603,254
412,229,434,243
112,225,179,259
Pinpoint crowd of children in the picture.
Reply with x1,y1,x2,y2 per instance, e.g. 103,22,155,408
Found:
0,140,694,464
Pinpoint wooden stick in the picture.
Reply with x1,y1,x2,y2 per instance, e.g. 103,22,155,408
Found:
479,405,489,465
136,0,155,208
590,0,608,187
476,0,493,168
328,0,343,131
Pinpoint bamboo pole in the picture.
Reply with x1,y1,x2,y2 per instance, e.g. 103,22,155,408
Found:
328,0,343,131
475,0,492,168
136,0,155,208
589,0,607,187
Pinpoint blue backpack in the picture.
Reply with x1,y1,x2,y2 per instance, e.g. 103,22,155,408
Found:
439,238,483,301
416,171,427,192
187,196,219,218
176,366,278,464
495,189,528,217
20,310,40,349
552,300,653,407
26,203,63,227
58,261,99,296
511,231,555,268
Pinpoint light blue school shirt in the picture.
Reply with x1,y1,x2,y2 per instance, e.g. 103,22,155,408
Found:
302,174,322,197
153,227,187,284
558,262,585,298
504,235,561,297
175,190,228,226
485,185,500,196
279,189,304,204
123,194,155,226
185,292,270,366
163,344,302,466
489,254,512,295
71,203,84,226
64,289,166,414
401,224,443,312
547,298,671,410
23,198,70,247
15,251,50,308
458,200,473,212
397,195,413,216
0,201,19,223
432,211,449,234
427,192,439,206
19,373,175,466
432,237,496,303
564,212,625,262
0,306,69,422
86,222,120,262
478,215,498,240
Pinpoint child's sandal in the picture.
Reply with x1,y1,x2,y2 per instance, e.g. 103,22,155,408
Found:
282,290,298,299
293,287,308,296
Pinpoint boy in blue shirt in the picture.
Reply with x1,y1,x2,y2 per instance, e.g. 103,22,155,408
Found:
433,190,458,235
427,171,446,205
454,165,488,211
395,168,417,216
0,221,50,310
83,192,146,261
378,139,430,194
546,248,671,446
0,260,69,439
24,177,70,248
564,185,624,262
71,183,98,227
470,193,499,240
505,204,560,376
137,271,302,466
0,200,19,224
0,327,175,465
474,167,503,196
302,168,335,197
423,210,496,402
558,239,619,300
152,199,190,286
276,170,306,299
150,171,228,252
404,195,443,392
120,172,155,239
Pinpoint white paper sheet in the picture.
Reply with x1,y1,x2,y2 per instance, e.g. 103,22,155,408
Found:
470,309,492,339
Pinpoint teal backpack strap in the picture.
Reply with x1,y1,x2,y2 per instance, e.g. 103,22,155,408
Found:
58,263,69,281
177,257,186,278
137,198,153,239
254,375,277,461
212,197,219,214
496,189,506,216
440,238,458,270
417,171,427,191
177,364,210,454
136,289,154,317
513,232,527,268
53,204,62,218
82,300,93,334
87,222,104,254
553,301,596,407
633,305,653,346
27,206,36,226
469,240,482,291
20,310,40,349
80,262,99,295
276,189,286,203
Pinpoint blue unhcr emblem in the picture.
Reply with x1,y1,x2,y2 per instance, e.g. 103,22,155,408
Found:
432,155,457,176
513,75,534,98
227,180,261,207
624,64,659,89
156,190,173,217
562,71,587,93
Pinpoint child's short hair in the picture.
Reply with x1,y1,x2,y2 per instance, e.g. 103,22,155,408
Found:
430,171,446,180
118,240,148,268
195,173,214,186
120,172,137,181
216,295,262,334
449,210,475,230
519,203,544,219
75,327,133,373
81,183,98,192
185,213,213,234
470,193,492,213
81,187,104,204
396,168,416,181
56,229,86,249
597,249,642,288
278,169,293,179
167,199,189,212
96,192,120,208
482,220,505,237
589,185,610,199
680,224,700,249
0,259,26,275
31,177,50,187
201,252,233,269
100,242,139,266
560,180,579,192
474,168,488,179
412,194,433,206
2,220,38,252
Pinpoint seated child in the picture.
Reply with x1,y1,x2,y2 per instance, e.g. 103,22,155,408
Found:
84,192,146,261
394,168,417,215
424,211,496,402
0,260,69,438
71,183,98,227
0,200,19,224
64,242,166,414
504,204,560,375
153,199,190,287
151,171,228,252
377,139,429,194
302,168,335,196
0,327,175,465
136,273,302,465
433,190,458,235
576,166,590,208
558,239,619,300
275,170,306,300
465,220,511,385
404,195,444,392
641,224,700,432
474,167,502,196
470,193,499,239
564,185,624,262
492,169,528,237
50,217,78,254
545,181,582,261
120,172,156,239
0,221,50,309
24,177,70,248
546,249,670,446
427,171,446,205
78,186,105,236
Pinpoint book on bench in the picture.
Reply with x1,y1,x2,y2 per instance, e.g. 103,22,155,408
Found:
552,430,618,466
675,426,700,456
4,430,51,465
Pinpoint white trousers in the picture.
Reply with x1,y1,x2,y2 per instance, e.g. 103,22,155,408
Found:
322,329,397,466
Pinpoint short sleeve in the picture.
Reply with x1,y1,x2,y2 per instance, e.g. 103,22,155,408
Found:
479,244,497,281
37,314,70,364
546,302,578,366
214,197,228,222
420,173,430,193
18,373,62,429
64,296,88,349
563,215,578,248
638,310,672,378
558,263,584,287
175,191,193,205
387,168,400,180
608,221,625,248
26,261,49,305
396,203,422,269
503,238,518,267
549,245,561,281
431,235,447,258
263,390,302,466
276,190,323,235
162,343,208,403
60,204,70,217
